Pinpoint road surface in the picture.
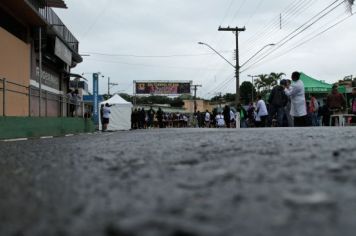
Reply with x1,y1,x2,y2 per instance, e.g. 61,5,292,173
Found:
1,127,356,236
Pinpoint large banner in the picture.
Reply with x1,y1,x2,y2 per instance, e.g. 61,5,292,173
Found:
135,81,192,95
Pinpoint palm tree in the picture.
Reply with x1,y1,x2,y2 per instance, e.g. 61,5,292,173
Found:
254,74,269,92
269,72,286,89
269,72,286,82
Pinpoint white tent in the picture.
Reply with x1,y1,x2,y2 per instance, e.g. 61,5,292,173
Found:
100,94,133,131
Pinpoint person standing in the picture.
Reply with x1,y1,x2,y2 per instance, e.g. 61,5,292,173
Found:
327,85,346,112
319,99,330,126
100,104,105,127
67,89,75,117
284,71,307,127
350,87,356,124
255,95,268,127
102,103,111,131
223,105,231,128
147,107,155,128
230,108,236,128
247,102,256,127
268,80,288,127
236,104,247,128
308,95,319,126
204,110,211,128
284,79,294,127
216,112,225,128
327,85,346,126
156,107,164,128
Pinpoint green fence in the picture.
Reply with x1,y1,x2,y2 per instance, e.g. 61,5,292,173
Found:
0,117,95,140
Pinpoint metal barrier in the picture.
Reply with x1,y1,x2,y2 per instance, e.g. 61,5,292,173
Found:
0,77,85,117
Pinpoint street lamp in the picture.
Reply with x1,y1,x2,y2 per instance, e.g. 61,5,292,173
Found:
241,44,275,68
198,42,237,107
198,42,274,107
198,42,235,69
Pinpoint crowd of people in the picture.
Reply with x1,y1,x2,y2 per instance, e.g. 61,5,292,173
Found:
128,72,355,130
131,107,189,129
243,71,356,128
103,71,355,131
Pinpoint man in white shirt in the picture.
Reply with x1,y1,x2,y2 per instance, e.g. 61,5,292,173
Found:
256,95,268,127
102,103,111,131
215,112,225,128
204,110,211,128
284,71,307,127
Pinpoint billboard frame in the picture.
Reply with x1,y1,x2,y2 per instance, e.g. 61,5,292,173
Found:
133,80,193,98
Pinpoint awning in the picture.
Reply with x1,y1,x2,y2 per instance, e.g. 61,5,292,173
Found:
65,73,87,81
46,0,67,9
300,73,332,93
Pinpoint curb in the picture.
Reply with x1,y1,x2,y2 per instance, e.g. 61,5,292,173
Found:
0,132,101,142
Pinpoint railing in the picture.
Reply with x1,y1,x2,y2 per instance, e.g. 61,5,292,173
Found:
26,0,43,10
0,77,85,118
38,7,79,53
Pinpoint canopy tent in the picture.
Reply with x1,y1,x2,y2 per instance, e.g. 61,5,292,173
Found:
299,73,332,93
100,94,133,131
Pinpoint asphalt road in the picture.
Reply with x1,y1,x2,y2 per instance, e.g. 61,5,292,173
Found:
1,127,356,236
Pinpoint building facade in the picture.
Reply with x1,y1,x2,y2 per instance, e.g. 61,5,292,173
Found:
0,0,82,117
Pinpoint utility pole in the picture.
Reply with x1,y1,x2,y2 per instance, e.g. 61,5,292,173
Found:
108,77,118,96
192,84,202,113
218,26,246,108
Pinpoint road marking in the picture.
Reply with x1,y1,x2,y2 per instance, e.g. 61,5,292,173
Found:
65,134,74,137
2,138,28,142
40,136,54,139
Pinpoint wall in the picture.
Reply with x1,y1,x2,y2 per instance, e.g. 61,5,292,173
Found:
0,117,95,139
183,100,214,113
0,26,31,116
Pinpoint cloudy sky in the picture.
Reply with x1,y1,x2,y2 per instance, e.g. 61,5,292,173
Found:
54,0,356,97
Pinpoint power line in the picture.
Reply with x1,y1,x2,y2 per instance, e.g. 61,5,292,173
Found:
241,11,354,73
229,0,248,24
219,0,235,26
202,73,234,97
81,0,114,38
244,0,265,26
241,0,319,58
81,51,232,58
241,0,344,70
84,58,223,71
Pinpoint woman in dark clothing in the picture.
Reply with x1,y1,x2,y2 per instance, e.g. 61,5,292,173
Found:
223,105,231,128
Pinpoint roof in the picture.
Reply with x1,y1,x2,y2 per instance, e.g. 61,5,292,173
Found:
101,94,133,106
300,73,332,93
46,0,67,8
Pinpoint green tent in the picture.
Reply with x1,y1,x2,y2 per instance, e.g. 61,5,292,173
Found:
299,73,332,93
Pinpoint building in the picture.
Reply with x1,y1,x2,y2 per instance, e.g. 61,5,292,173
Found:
183,99,214,113
0,0,82,117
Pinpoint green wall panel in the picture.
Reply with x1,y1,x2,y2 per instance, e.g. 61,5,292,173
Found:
0,117,95,139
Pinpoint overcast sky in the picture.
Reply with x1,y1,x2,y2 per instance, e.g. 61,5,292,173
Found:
55,0,356,97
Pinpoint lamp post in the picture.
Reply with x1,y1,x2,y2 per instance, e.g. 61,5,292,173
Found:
248,75,259,103
240,44,275,68
198,42,274,107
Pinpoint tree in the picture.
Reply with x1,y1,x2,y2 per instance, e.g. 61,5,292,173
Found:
254,74,269,92
269,72,285,83
240,81,256,104
119,93,132,103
